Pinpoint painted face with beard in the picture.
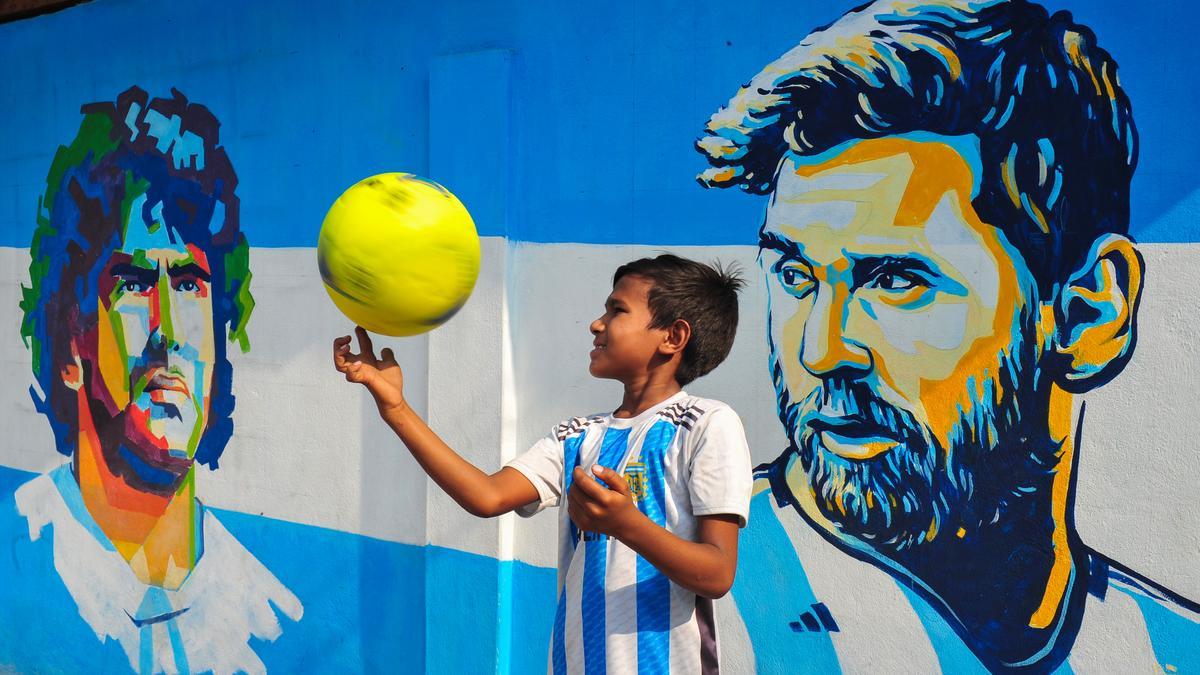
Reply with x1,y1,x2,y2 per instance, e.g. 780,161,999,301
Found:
760,134,1060,555
77,194,217,496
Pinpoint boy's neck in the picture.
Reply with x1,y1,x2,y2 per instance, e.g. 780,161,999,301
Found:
615,376,682,418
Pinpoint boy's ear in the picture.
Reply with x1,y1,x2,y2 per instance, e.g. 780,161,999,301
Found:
1053,233,1143,392
659,319,691,355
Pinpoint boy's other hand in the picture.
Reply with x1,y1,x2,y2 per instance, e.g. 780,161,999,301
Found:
333,326,406,414
568,465,642,539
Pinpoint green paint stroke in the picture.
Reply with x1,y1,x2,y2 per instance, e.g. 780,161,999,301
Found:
120,173,151,239
225,236,254,352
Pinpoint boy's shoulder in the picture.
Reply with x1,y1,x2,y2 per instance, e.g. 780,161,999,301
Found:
552,413,608,441
658,394,719,429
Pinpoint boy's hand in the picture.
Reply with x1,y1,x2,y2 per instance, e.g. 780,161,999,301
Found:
333,326,406,414
568,465,643,538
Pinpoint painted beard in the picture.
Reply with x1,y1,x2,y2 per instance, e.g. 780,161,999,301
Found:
770,311,1060,554
83,362,195,496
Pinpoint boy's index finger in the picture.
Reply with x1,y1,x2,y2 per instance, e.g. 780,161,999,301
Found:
355,326,375,355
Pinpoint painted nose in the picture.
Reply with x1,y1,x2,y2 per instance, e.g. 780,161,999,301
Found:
148,281,183,352
801,286,872,378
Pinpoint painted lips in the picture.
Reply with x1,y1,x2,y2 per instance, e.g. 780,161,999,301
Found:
808,416,900,460
145,373,189,403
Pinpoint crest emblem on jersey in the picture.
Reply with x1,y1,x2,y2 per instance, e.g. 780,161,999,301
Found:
624,462,647,502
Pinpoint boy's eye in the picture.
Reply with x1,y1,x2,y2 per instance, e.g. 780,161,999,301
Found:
177,279,199,293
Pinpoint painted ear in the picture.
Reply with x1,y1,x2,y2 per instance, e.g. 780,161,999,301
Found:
61,338,84,391
1054,234,1144,392
659,319,692,355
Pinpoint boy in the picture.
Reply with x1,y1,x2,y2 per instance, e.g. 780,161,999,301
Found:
333,254,752,673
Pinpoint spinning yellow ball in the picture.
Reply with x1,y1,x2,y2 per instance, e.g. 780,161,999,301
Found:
318,173,480,336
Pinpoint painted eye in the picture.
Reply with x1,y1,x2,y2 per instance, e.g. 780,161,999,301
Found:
177,280,199,293
121,280,150,294
776,266,815,299
870,272,920,291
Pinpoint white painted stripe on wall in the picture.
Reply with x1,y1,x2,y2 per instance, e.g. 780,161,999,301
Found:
2,241,1199,602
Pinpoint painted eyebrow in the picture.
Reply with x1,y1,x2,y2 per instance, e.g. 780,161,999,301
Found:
108,262,157,281
851,255,939,286
168,262,211,281
758,230,807,261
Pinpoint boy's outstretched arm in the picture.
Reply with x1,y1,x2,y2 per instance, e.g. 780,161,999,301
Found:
569,465,740,599
333,327,539,518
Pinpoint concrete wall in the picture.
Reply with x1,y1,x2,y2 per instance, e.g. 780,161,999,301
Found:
2,1,1199,673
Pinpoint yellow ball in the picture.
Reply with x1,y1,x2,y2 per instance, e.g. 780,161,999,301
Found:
318,173,480,336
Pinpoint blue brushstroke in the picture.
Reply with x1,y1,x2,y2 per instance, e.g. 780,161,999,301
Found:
0,0,1195,246
733,492,841,673
895,581,989,674
1123,588,1200,671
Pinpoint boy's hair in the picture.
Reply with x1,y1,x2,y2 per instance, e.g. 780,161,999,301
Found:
613,254,744,385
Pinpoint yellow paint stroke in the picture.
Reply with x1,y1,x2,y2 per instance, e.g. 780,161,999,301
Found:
1029,386,1075,629
1063,31,1103,97
712,167,737,183
1001,152,1022,210
934,42,962,80
925,517,938,542
1023,193,1050,234
97,310,132,410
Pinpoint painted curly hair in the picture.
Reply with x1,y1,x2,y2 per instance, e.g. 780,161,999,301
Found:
19,86,253,469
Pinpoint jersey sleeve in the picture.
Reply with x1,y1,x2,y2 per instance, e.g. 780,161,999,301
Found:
504,430,564,518
687,405,754,527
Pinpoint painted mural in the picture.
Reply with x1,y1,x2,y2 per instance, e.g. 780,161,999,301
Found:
1,0,1198,673
1,87,305,673
697,0,1200,672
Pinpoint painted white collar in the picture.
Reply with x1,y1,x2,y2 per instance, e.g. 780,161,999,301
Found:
15,464,303,675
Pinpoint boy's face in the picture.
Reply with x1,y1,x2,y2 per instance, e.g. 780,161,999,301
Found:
589,275,668,381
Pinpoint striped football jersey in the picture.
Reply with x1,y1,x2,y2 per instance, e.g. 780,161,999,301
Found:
508,391,753,674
